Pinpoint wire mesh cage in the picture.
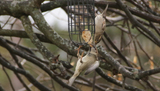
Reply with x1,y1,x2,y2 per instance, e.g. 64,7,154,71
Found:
67,0,95,46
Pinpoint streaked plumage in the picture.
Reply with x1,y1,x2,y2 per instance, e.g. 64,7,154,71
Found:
95,5,108,44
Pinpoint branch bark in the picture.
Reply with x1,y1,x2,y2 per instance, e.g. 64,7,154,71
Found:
21,15,55,62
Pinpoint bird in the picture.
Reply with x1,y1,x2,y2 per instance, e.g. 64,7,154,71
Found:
94,5,108,44
82,29,93,46
68,47,99,86
75,29,93,64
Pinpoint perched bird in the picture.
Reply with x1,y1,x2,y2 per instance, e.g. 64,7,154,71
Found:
68,47,99,86
94,5,108,44
75,29,93,64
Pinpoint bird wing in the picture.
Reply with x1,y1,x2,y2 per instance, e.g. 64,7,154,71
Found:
84,61,100,75
80,54,96,71
95,15,106,44
95,32,102,44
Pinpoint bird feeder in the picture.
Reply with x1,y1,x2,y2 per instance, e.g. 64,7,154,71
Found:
67,0,95,46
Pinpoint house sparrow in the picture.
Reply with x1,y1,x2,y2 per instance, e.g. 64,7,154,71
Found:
68,47,99,86
95,5,108,44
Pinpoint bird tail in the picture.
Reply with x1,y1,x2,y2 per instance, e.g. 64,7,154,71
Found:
68,71,80,86
102,4,108,16
68,75,76,86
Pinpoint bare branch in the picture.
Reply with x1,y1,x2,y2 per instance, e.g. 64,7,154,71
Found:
115,0,160,47
0,29,52,43
0,56,51,91
2,66,15,91
103,32,133,67
20,15,55,62
96,68,143,91
0,37,79,91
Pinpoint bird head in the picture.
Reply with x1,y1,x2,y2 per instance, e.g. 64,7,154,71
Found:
90,46,97,55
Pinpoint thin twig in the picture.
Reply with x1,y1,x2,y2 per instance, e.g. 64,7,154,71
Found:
126,20,143,70
1,16,11,28
96,68,144,91
2,66,15,91
103,32,133,67
115,0,160,47
102,37,117,55
144,80,158,91
149,22,160,36
135,39,158,67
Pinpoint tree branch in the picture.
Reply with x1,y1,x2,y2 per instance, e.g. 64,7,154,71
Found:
97,46,134,78
14,73,31,91
115,0,160,47
103,32,133,67
96,68,143,91
138,67,160,79
0,37,31,91
0,85,5,91
0,29,52,43
30,9,79,56
2,66,15,91
0,56,51,91
20,15,55,62
0,37,79,91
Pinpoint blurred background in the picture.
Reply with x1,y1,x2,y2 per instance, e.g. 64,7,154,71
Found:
0,0,160,91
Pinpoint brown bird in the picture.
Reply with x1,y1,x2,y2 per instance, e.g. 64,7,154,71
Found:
95,5,108,44
75,29,93,64
68,47,99,86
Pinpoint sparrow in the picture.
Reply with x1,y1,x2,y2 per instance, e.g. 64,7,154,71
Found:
94,5,108,44
68,47,99,86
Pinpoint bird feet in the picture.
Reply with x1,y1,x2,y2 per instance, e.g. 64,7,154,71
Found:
76,45,84,63
76,45,82,57
80,52,84,63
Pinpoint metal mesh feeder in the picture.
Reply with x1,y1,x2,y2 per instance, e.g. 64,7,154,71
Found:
67,0,95,46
